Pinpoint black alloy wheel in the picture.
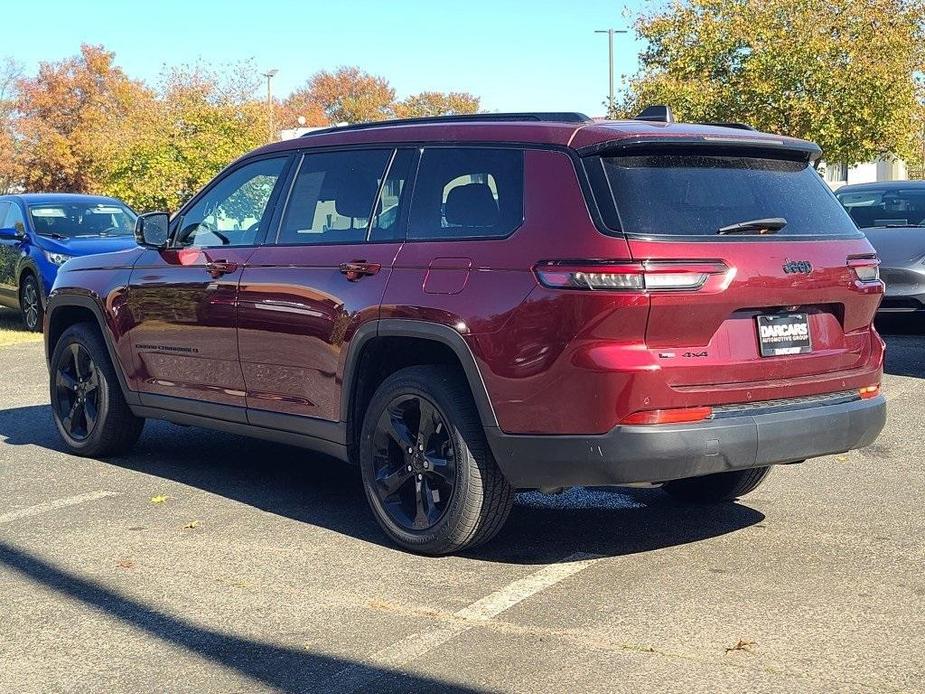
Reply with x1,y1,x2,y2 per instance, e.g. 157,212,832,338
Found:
21,276,42,331
370,393,457,531
53,342,101,441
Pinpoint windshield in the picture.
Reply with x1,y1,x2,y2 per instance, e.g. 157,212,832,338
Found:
598,154,857,237
835,188,925,228
28,202,137,238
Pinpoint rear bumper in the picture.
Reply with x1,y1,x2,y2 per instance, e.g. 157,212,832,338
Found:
486,395,886,489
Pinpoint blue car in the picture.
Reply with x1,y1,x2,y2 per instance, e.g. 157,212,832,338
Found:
0,193,138,331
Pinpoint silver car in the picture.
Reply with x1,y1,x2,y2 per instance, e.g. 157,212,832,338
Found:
836,181,925,314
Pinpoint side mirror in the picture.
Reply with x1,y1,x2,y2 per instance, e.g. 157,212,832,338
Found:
134,212,171,249
0,227,20,240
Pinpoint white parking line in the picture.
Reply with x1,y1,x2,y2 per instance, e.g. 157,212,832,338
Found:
0,491,119,525
324,552,601,694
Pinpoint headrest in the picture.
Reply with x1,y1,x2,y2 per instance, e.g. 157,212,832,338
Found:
445,183,499,227
335,176,378,219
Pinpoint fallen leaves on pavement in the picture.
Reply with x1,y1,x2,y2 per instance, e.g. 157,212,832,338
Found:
182,520,200,529
725,639,757,654
150,495,170,504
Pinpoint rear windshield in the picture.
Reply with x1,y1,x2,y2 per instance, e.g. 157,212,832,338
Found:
835,188,925,228
597,154,858,237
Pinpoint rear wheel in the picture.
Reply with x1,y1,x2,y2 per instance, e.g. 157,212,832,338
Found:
50,323,144,457
661,466,772,503
20,274,43,332
359,365,514,555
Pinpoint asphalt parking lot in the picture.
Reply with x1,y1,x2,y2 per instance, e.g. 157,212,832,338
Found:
1,320,923,694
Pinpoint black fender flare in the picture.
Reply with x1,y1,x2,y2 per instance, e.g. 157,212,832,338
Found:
341,319,499,429
44,292,140,406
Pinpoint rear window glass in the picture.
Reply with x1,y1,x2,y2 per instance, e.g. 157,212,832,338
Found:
835,188,925,228
599,154,857,237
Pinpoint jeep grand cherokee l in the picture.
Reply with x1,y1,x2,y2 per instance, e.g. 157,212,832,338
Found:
44,109,886,555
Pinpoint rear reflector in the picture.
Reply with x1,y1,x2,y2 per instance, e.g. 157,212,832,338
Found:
858,385,880,399
534,260,728,291
621,406,714,425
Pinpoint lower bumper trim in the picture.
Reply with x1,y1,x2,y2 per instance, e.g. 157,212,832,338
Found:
486,395,886,489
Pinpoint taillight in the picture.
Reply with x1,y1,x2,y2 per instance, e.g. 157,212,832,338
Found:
859,385,880,399
534,260,728,291
621,406,714,425
847,256,880,283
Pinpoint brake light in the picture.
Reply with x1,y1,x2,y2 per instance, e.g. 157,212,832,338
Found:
621,406,714,425
859,385,880,399
535,261,728,291
847,256,880,283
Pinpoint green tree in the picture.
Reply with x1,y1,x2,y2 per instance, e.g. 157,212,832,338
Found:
100,61,267,211
618,0,925,166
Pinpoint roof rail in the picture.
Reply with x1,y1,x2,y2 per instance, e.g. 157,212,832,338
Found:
698,121,757,131
301,112,593,137
634,105,674,124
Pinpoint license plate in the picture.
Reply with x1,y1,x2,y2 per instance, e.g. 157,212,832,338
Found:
756,313,811,357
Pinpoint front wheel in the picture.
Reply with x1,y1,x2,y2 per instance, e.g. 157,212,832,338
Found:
359,365,514,555
20,275,43,332
50,323,144,457
661,466,773,504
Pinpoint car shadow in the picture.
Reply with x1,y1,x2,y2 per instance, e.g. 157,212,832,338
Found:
0,540,479,694
877,319,925,378
0,405,765,565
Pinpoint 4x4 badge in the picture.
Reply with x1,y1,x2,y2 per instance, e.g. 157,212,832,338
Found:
783,260,813,274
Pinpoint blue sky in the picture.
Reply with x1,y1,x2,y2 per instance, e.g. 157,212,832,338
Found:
5,0,647,117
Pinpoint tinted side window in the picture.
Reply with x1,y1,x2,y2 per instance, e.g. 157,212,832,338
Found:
4,204,25,235
277,149,392,245
408,148,524,240
369,149,416,242
177,157,288,248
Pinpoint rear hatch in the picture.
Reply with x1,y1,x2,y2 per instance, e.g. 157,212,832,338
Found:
585,143,883,390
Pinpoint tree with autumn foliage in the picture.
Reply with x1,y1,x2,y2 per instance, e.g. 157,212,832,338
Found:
394,91,480,118
15,45,151,193
0,58,23,193
297,66,395,124
281,67,482,126
3,49,484,209
618,0,925,167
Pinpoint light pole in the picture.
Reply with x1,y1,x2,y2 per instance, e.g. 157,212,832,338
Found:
594,28,628,114
262,69,278,142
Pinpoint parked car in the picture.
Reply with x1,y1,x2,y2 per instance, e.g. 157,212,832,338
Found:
44,110,886,554
0,194,138,331
835,181,925,315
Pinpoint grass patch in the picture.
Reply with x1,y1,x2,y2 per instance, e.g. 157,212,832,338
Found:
0,308,41,347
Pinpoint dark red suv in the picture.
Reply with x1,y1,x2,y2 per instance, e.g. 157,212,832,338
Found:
45,110,886,554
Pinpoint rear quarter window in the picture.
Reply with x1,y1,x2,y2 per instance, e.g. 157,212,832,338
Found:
408,148,524,241
596,153,858,237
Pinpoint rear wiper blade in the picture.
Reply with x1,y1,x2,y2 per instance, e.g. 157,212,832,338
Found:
717,217,787,235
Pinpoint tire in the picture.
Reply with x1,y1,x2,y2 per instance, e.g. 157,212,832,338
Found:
49,322,144,457
661,466,773,504
19,274,44,332
359,365,514,555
